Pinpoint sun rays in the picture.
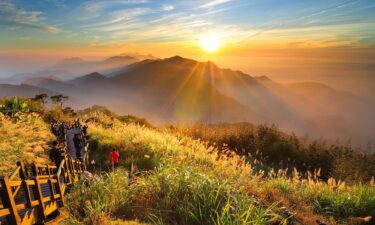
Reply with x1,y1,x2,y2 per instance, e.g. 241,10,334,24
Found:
198,34,224,53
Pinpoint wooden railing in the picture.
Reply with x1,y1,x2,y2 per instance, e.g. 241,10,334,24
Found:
0,154,86,225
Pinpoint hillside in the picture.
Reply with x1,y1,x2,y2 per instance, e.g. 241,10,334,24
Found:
66,110,374,225
0,105,374,225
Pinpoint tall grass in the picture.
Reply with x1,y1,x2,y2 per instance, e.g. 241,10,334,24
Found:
62,112,375,224
174,123,375,182
0,112,53,175
65,112,287,224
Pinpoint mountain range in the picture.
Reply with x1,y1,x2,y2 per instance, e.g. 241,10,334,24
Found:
1,55,374,146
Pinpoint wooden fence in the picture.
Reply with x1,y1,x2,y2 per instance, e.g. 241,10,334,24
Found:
0,154,86,225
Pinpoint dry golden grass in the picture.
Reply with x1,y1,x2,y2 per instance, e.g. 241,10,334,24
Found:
69,112,375,225
0,112,54,175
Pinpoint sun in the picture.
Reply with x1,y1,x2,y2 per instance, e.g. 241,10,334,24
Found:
199,34,223,53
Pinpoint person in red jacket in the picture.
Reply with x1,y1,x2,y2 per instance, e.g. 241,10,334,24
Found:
109,148,120,170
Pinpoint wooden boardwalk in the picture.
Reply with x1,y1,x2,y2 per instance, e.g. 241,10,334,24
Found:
0,125,89,225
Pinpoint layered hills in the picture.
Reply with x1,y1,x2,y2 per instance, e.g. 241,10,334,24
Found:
1,55,374,146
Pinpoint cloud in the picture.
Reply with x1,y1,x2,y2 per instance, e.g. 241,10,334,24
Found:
236,0,366,44
162,5,174,11
199,0,231,8
81,8,152,31
83,0,148,12
0,0,59,33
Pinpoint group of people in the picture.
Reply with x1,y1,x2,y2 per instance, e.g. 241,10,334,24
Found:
50,119,122,170
51,120,88,141
50,119,89,162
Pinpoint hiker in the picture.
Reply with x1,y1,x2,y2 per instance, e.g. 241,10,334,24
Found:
82,124,88,136
51,122,57,136
49,141,63,166
59,122,66,140
74,119,81,128
109,148,120,169
73,134,83,160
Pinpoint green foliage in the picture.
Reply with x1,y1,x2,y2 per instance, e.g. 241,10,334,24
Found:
0,95,49,117
0,97,29,115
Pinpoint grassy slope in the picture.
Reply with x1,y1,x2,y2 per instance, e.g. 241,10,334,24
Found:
64,112,375,225
0,113,54,175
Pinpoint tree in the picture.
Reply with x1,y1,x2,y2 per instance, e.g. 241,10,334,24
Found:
50,94,69,107
34,93,48,104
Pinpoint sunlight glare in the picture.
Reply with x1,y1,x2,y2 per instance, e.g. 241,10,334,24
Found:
199,34,223,53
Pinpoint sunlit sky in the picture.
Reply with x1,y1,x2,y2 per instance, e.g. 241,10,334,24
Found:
1,0,375,80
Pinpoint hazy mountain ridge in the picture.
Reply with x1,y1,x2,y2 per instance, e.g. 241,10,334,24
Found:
0,84,54,97
1,55,142,84
1,55,374,146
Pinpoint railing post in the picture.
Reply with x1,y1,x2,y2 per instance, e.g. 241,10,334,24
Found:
0,177,21,224
31,163,46,222
47,165,50,176
18,161,33,208
31,163,38,177
56,160,65,207
48,178,55,201
34,177,46,221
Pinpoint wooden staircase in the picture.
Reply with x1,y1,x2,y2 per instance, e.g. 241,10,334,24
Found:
0,153,86,225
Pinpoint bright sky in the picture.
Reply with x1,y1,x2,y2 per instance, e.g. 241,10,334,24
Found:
0,0,375,78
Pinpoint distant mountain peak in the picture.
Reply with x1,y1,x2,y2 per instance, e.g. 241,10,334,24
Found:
255,75,272,81
58,57,85,65
70,72,106,84
164,56,199,65
170,55,184,60
104,55,137,62
82,72,105,79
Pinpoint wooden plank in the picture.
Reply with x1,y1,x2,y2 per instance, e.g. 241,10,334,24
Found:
44,202,58,217
20,208,37,225
22,180,33,208
48,179,55,201
0,177,21,224
25,180,35,185
53,194,61,199
38,179,49,185
42,196,51,202
15,203,26,211
0,208,10,217
9,166,20,181
31,200,39,207
10,181,22,186
12,184,22,198
56,176,65,207
33,178,46,221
